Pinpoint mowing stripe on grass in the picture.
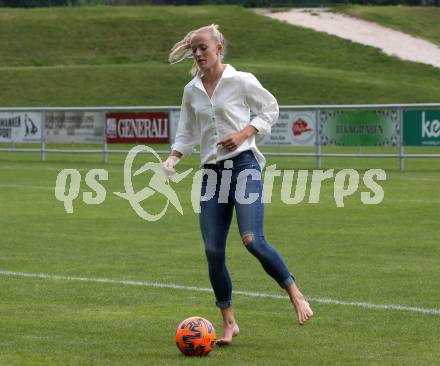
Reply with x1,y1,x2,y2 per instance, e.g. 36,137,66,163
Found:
0,184,53,190
1,270,439,316
1,165,440,182
1,184,439,205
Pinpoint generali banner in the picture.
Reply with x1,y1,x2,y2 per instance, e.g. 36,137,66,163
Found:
106,112,170,144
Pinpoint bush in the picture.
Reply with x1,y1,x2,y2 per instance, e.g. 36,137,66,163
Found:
0,0,79,7
0,0,436,7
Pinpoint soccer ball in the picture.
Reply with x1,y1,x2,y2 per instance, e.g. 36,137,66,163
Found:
175,316,216,356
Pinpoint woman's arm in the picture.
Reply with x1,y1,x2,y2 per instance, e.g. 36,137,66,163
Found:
169,150,183,159
164,89,197,175
218,73,278,151
244,73,279,136
170,88,199,157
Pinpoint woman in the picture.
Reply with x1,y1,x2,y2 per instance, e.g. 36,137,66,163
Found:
165,24,313,345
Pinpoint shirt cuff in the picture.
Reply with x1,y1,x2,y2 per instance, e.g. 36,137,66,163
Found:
171,142,194,156
250,117,271,135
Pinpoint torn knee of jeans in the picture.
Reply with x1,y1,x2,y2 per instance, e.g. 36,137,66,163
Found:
242,232,254,246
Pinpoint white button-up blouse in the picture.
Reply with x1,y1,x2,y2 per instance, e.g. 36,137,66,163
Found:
171,64,279,169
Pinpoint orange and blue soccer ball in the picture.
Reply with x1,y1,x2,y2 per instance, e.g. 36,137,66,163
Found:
175,316,216,356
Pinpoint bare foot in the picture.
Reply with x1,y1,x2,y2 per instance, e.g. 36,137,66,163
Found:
286,282,314,325
293,298,313,325
216,323,240,346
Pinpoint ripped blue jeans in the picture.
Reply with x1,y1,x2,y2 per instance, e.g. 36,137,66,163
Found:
199,150,294,309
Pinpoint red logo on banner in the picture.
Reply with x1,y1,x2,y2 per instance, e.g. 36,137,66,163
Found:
292,118,313,136
106,112,170,144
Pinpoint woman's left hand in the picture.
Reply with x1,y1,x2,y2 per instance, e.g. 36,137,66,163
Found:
217,126,258,151
217,131,247,151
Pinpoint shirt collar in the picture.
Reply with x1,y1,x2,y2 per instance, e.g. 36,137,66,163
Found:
221,64,236,79
189,64,236,90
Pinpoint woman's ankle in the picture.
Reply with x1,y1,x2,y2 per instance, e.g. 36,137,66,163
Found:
223,319,236,327
287,282,306,303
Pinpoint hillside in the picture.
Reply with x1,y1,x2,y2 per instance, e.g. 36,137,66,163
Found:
0,5,439,106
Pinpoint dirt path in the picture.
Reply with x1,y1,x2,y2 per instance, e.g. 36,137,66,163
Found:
257,8,440,68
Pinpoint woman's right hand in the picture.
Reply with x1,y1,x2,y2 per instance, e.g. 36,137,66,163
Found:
162,155,180,177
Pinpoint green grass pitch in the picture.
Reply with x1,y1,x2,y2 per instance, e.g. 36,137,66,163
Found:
1,150,439,365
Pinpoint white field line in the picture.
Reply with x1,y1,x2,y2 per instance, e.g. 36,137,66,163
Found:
1,270,439,316
0,165,124,173
0,184,53,190
320,194,440,205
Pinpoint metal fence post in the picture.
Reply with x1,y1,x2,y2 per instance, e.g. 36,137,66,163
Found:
103,110,108,163
41,110,46,161
399,108,404,171
316,108,321,169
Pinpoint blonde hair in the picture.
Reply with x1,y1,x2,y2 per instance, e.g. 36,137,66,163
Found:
168,24,226,77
